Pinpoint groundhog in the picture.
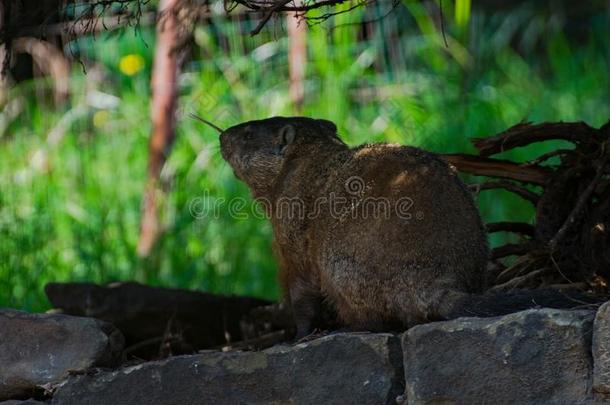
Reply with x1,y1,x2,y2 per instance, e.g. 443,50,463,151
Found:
218,116,597,337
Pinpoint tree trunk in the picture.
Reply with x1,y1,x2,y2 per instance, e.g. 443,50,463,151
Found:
0,0,9,106
287,4,306,112
137,0,182,258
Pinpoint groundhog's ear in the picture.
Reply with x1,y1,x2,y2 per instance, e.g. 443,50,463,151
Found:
317,119,337,134
278,124,296,154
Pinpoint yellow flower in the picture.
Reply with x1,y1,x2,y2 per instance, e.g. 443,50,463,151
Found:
119,54,145,76
93,110,110,128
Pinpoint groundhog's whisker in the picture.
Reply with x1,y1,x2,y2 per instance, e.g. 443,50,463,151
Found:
188,113,224,134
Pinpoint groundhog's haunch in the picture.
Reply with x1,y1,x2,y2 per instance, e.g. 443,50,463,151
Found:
219,117,596,337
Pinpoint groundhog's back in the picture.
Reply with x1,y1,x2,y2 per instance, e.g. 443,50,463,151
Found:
314,143,489,294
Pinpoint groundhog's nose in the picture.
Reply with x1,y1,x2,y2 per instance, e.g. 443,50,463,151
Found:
219,132,233,159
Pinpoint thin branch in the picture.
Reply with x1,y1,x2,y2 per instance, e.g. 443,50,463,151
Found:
304,0,371,24
486,222,535,236
472,121,597,156
545,282,589,291
491,242,534,260
469,180,540,205
250,0,293,36
327,0,397,31
488,268,546,292
495,257,530,284
522,149,575,167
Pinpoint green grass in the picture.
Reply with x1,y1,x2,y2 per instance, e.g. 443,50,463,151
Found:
1,3,609,311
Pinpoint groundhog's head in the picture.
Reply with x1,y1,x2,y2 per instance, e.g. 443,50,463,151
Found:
220,117,344,196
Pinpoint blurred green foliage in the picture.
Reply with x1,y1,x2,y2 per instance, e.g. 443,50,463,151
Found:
1,2,609,311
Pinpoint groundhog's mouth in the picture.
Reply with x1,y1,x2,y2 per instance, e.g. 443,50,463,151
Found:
219,145,231,161
219,138,246,181
225,157,244,180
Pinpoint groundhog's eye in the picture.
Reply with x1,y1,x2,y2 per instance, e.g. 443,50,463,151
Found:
243,126,254,140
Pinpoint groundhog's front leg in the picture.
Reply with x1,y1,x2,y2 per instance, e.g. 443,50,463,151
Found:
289,278,324,339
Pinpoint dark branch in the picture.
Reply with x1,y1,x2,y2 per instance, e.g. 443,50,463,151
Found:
250,0,292,36
491,243,535,260
489,268,546,292
486,222,535,236
469,180,540,205
441,154,552,185
522,149,575,167
473,122,597,157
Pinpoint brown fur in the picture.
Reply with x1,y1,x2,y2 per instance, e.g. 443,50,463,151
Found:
220,117,489,337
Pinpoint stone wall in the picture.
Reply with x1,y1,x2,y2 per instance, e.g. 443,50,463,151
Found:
2,303,610,404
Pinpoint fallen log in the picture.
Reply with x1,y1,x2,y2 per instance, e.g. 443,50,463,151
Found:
45,282,278,360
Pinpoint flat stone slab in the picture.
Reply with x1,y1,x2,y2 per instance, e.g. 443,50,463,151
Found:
0,309,124,401
593,301,610,397
52,332,404,405
403,308,595,405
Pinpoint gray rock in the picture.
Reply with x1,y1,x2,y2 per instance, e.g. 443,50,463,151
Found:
0,309,124,401
52,332,403,405
593,301,610,398
403,308,595,405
